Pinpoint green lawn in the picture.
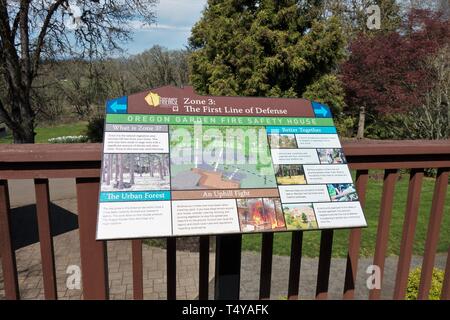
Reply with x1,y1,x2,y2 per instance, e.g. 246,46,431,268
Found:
243,175,450,258
0,122,88,143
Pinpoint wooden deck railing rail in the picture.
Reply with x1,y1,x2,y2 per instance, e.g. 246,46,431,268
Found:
0,140,449,300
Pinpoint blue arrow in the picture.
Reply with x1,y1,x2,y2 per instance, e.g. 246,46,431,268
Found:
315,106,328,116
106,96,127,114
312,102,331,118
110,100,127,112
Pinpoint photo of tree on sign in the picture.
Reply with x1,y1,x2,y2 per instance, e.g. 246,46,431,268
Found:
283,203,318,230
274,164,306,185
268,134,298,148
101,154,170,191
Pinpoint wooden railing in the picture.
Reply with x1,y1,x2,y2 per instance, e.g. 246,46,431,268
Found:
0,140,449,300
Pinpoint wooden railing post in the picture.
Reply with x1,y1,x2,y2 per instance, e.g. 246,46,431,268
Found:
393,169,424,299
418,168,449,300
166,237,177,300
34,178,57,300
441,246,450,300
259,232,274,300
76,177,109,300
287,231,303,300
214,234,242,300
343,169,369,299
198,236,210,300
369,169,399,300
0,180,20,300
316,230,334,300
131,239,144,300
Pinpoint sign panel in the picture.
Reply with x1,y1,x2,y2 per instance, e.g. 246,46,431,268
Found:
96,86,367,240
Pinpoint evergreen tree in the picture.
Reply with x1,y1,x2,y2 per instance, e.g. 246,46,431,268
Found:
301,212,308,224
189,0,346,114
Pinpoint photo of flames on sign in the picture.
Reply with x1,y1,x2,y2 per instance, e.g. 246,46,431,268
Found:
237,198,286,232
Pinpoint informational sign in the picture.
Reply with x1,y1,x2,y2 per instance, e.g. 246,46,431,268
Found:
96,86,367,240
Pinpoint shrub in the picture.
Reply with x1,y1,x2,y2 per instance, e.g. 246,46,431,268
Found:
86,115,105,142
406,267,444,300
424,168,438,178
334,115,355,138
48,135,89,143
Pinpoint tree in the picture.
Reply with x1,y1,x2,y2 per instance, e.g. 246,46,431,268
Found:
0,0,157,143
128,46,191,90
302,74,346,115
324,0,403,136
58,59,109,119
399,45,450,139
301,212,308,224
106,154,112,186
129,154,135,185
117,153,124,189
340,9,450,138
189,0,346,102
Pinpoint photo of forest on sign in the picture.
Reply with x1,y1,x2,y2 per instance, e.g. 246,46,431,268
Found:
274,164,306,185
101,153,170,191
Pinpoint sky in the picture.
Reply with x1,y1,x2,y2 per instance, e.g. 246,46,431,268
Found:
125,0,207,55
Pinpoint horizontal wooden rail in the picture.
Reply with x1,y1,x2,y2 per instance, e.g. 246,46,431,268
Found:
0,140,449,176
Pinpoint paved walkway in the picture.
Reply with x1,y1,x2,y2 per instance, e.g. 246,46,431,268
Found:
0,180,215,300
1,180,448,300
0,226,215,300
234,252,448,300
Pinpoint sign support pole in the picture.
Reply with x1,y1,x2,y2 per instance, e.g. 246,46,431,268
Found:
214,234,242,300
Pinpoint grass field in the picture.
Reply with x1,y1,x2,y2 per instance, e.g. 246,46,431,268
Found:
0,122,88,143
243,174,450,257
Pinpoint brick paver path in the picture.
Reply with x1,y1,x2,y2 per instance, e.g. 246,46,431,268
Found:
234,252,448,300
0,181,215,300
0,220,215,300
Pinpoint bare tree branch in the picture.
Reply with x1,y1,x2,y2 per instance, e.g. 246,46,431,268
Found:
19,0,31,86
31,0,66,77
0,0,158,142
11,10,20,38
0,0,21,86
0,96,16,129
